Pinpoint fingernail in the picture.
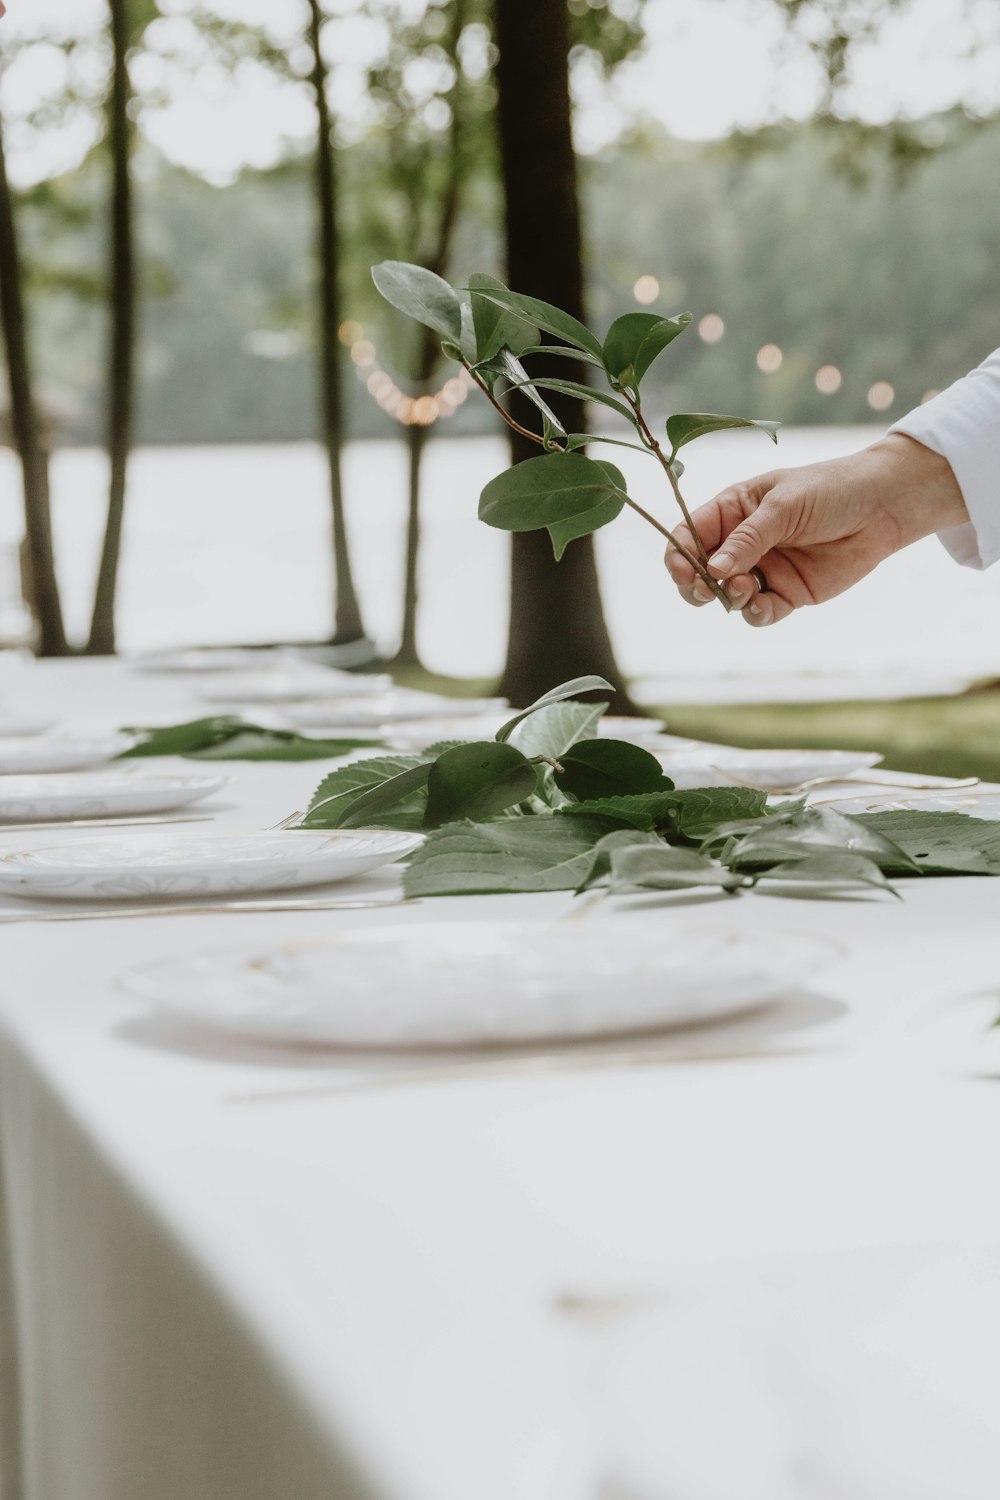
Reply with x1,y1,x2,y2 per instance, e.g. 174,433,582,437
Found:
710,550,735,577
748,602,763,616
693,583,712,602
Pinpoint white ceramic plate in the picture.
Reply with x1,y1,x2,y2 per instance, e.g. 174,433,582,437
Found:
285,695,508,731
0,734,132,775
0,714,55,737
658,748,882,791
118,922,836,1049
0,769,231,823
821,791,1000,817
131,648,297,674
198,670,393,704
597,716,669,744
0,828,421,901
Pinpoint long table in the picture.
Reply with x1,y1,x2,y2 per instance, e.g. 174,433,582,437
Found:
2,658,1000,1500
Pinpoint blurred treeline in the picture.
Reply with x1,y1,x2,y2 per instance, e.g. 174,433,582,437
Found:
19,108,1000,446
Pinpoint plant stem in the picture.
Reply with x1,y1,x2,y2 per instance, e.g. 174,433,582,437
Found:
628,398,711,569
467,362,730,609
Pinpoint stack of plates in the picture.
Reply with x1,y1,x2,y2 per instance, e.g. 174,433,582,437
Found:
0,769,231,824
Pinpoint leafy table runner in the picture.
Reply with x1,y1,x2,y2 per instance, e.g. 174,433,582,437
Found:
118,715,381,762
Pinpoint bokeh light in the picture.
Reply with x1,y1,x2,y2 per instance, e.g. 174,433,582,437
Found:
756,343,783,374
867,380,895,411
633,274,660,304
698,313,725,343
815,365,842,395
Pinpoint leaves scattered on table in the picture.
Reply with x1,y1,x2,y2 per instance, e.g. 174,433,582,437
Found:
119,716,380,762
298,677,1000,901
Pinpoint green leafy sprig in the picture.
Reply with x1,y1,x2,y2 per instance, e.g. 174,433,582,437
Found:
297,677,1000,900
119,716,381,762
371,261,781,608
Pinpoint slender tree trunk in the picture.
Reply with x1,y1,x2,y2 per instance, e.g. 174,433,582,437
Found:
0,118,67,655
307,0,365,645
394,420,426,666
492,0,634,711
392,0,468,669
88,0,135,655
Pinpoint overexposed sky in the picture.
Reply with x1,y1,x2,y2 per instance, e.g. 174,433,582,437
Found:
1,0,998,183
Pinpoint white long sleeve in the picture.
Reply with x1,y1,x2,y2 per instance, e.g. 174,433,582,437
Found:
889,347,1000,569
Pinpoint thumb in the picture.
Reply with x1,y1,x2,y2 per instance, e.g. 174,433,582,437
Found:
708,499,789,579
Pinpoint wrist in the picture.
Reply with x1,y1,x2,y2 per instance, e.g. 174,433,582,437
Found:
865,433,969,547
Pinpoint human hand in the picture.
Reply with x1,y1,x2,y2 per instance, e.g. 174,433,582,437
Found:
665,434,968,626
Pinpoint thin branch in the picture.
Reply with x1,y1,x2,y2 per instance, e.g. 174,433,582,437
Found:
467,362,730,609
628,397,712,571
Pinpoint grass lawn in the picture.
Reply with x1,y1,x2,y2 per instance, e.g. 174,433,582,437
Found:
387,665,1000,783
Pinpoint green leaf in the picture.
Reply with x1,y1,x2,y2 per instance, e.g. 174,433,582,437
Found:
561,785,769,836
575,829,665,891
493,349,566,434
720,805,917,872
469,272,538,362
547,485,627,560
523,344,606,369
511,700,607,761
301,753,432,831
601,311,692,387
479,453,627,540
371,260,463,343
510,377,638,424
463,284,603,360
665,413,781,456
424,742,538,828
119,716,378,762
757,852,899,897
854,811,1000,875
403,815,615,897
562,433,649,455
605,843,749,894
495,676,613,744
555,738,673,801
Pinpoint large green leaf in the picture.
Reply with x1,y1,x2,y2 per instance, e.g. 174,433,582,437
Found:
721,805,916,871
547,461,627,559
562,785,769,836
511,700,607,761
562,433,648,455
424,742,538,827
492,349,566,434
665,413,781,456
119,716,378,762
479,453,627,536
301,753,432,831
854,811,1000,875
601,311,691,387
464,283,603,360
523,344,606,370
606,842,749,894
495,677,613,744
371,260,462,342
469,272,538,362
757,852,899,897
554,738,673,801
403,815,615,897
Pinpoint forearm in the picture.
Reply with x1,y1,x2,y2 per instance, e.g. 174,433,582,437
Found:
863,432,968,550
889,348,1000,568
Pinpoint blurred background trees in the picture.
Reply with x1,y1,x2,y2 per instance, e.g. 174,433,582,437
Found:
0,0,997,685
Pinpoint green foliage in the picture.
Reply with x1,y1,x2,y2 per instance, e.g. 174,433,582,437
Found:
665,413,781,456
119,716,378,761
553,738,673,801
370,260,463,342
424,741,538,825
601,311,691,389
297,677,1000,901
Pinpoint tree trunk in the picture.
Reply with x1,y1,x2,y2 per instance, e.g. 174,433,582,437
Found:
307,0,365,645
492,0,634,711
394,420,426,667
88,0,135,655
0,118,67,655
392,0,468,670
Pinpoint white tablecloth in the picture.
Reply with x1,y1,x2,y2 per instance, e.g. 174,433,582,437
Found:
2,658,1000,1500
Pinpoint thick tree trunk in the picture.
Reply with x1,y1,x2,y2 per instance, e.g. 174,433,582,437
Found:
492,0,634,711
307,0,365,645
88,0,135,655
0,119,67,655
